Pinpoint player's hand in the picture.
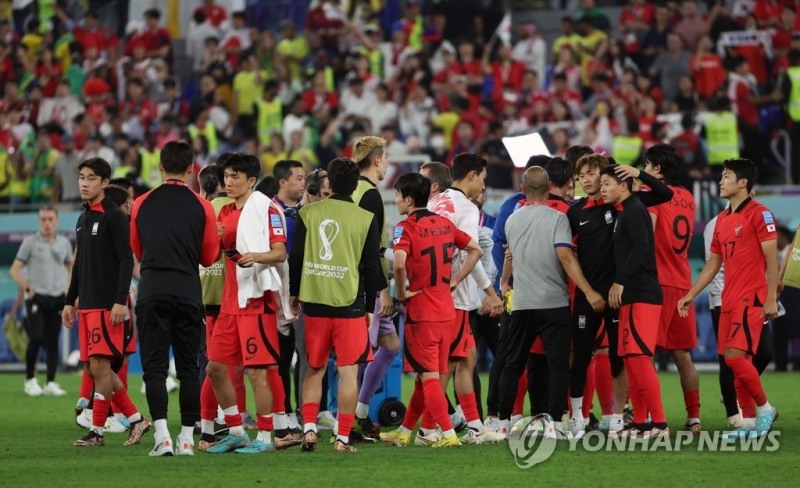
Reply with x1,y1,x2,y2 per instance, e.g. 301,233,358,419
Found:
586,289,607,313
366,313,374,330
676,294,693,318
379,289,393,317
762,298,779,321
777,281,784,296
397,289,420,303
237,253,257,268
613,165,640,181
608,283,624,310
500,281,511,297
110,303,126,326
504,247,513,263
482,292,504,317
290,297,302,317
62,305,75,329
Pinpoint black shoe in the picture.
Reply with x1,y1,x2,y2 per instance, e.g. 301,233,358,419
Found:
214,420,229,436
586,413,601,432
353,416,381,438
623,407,634,425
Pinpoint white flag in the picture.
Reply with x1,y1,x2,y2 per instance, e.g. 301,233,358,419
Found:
495,12,512,47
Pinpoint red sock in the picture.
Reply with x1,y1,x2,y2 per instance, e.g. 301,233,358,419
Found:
267,368,285,414
421,411,437,430
231,365,247,412
110,389,138,419
457,393,479,424
624,357,648,424
257,414,273,432
582,358,596,419
423,378,453,431
301,402,320,427
117,361,129,389
594,353,614,415
338,413,355,439
684,389,701,419
513,372,527,416
200,376,217,421
92,395,110,430
725,356,767,407
79,369,93,400
224,413,243,428
734,378,757,418
629,355,665,424
402,380,426,431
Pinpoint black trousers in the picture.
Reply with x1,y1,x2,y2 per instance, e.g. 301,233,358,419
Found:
469,310,499,419
772,286,800,371
711,307,774,417
137,301,204,426
497,307,572,420
487,312,511,416
278,326,295,413
570,292,621,397
24,294,64,382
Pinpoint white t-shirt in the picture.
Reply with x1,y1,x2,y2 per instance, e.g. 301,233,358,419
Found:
703,215,725,310
428,188,491,311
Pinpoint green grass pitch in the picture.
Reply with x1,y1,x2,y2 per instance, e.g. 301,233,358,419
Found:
0,371,797,487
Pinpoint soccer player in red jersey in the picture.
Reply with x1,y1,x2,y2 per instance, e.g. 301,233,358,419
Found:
380,173,483,448
679,158,780,438
600,165,669,438
63,158,150,447
634,144,702,432
205,154,296,454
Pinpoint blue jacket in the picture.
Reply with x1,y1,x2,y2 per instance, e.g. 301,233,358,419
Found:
490,192,526,291
273,196,299,254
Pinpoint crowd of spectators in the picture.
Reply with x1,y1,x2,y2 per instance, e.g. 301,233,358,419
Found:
1,0,799,207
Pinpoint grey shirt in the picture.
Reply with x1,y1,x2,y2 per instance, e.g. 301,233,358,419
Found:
650,51,691,103
15,233,73,297
54,152,81,201
505,203,573,310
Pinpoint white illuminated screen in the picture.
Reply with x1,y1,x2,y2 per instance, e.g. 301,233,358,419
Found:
502,133,551,168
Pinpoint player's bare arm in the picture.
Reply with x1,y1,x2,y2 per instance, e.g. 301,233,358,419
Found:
677,252,723,317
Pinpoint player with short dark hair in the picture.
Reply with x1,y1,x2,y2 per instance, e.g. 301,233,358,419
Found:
600,165,668,439
641,143,702,432
289,157,384,453
679,158,780,438
64,158,151,448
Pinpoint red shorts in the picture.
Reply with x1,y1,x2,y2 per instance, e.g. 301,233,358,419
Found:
79,309,125,361
208,313,280,367
305,315,373,368
657,285,697,350
449,309,475,359
404,320,450,374
595,322,609,349
618,303,661,357
123,319,137,354
718,304,764,355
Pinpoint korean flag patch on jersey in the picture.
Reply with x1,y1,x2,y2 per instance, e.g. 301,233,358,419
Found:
270,214,284,235
763,211,774,224
393,226,404,245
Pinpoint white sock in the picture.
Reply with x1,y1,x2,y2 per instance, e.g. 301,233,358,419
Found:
570,397,584,420
304,422,318,434
602,414,612,423
83,408,93,420
274,413,288,431
179,425,194,440
442,428,456,438
217,406,225,421
687,417,701,425
201,420,215,435
257,430,272,444
223,405,239,416
757,402,774,415
419,428,435,436
355,402,370,419
230,426,246,437
499,419,510,433
467,419,483,431
336,434,349,444
114,413,125,421
128,412,142,423
398,426,412,435
91,425,104,436
455,405,465,417
154,419,170,442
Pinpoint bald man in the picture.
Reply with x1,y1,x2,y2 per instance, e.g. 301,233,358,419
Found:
497,167,604,438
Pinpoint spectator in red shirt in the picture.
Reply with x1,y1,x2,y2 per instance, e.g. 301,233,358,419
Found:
673,0,706,53
132,9,173,67
487,43,525,104
35,48,62,98
619,0,656,56
691,35,726,101
453,40,483,109
194,0,228,29
728,56,781,165
302,69,340,122
119,78,156,140
73,11,119,58
754,0,783,29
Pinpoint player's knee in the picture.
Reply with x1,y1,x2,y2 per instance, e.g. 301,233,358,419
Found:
206,361,226,381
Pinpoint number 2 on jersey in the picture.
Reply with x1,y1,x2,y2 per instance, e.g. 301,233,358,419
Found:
421,243,455,287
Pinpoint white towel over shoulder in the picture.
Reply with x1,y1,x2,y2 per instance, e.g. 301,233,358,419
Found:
235,192,296,325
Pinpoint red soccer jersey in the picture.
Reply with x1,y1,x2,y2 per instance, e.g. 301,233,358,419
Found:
393,210,472,323
649,184,695,289
710,198,777,309
219,202,286,315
